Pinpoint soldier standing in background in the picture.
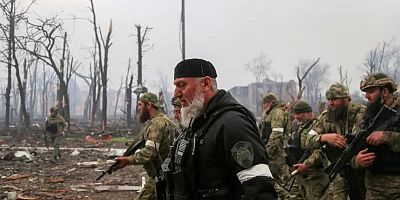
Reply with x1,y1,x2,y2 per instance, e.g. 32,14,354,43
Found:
353,73,400,199
306,83,366,200
116,92,176,200
286,100,329,200
261,92,293,199
45,106,68,162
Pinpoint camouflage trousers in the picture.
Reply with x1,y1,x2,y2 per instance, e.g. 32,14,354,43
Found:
49,133,61,160
297,170,329,200
134,177,156,200
365,171,400,200
268,157,292,199
331,175,348,200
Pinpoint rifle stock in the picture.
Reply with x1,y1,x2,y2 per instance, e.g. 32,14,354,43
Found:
321,105,396,194
96,138,145,181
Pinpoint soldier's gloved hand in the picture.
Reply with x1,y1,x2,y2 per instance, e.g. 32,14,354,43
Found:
320,133,347,148
355,148,375,168
115,156,130,168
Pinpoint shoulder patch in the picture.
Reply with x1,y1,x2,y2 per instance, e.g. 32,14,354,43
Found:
230,141,254,168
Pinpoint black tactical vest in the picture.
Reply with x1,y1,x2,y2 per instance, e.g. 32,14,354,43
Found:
368,105,400,175
168,105,250,200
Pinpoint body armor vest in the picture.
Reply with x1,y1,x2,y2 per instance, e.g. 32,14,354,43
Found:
166,105,249,200
368,105,400,174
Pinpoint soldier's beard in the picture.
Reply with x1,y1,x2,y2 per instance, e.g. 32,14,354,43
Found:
364,95,383,125
181,89,205,128
327,104,348,121
139,106,150,123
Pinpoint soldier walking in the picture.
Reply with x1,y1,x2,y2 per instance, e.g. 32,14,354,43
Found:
353,73,400,199
45,106,68,162
305,83,366,200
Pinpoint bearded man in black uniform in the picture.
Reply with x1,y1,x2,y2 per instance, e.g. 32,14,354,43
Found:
164,58,277,200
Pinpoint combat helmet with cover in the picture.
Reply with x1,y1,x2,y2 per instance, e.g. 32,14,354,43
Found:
360,73,397,93
326,83,349,99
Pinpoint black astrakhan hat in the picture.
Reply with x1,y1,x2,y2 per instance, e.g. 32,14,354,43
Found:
174,58,217,80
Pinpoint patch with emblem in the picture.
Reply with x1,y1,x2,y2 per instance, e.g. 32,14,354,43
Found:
230,141,254,168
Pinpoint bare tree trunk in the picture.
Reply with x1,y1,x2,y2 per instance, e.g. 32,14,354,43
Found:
15,58,31,132
29,61,38,119
126,75,133,129
42,65,47,119
114,76,123,118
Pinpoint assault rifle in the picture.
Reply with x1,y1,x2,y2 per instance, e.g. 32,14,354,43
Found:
321,104,396,194
279,150,311,192
96,138,145,181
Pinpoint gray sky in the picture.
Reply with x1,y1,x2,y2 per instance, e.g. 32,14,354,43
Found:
30,0,400,93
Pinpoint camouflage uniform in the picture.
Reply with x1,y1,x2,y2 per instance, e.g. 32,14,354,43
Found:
306,83,365,200
127,111,176,200
354,73,400,200
290,119,330,200
263,99,292,199
45,107,68,161
286,101,330,200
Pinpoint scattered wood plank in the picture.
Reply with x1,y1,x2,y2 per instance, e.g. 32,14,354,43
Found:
47,178,65,183
94,185,142,192
1,185,23,191
42,189,68,193
5,173,32,181
16,195,36,200
77,161,99,168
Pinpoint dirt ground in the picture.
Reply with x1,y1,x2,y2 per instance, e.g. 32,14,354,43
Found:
0,132,147,200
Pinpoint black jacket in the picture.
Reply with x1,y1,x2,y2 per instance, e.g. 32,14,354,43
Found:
172,90,276,200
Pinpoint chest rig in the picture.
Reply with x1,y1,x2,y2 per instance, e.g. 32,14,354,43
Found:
285,120,313,166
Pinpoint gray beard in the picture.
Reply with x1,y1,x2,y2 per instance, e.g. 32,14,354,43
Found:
181,91,205,128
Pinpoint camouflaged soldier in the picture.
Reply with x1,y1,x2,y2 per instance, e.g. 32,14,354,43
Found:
305,83,365,200
45,106,68,162
116,92,176,200
353,73,400,199
171,96,182,123
261,92,292,199
287,100,329,200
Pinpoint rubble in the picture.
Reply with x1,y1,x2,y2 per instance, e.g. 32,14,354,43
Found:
70,149,80,156
0,133,143,200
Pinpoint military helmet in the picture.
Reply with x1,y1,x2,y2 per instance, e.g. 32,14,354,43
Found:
326,83,349,99
139,92,163,108
263,92,278,103
292,100,312,113
360,73,397,93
